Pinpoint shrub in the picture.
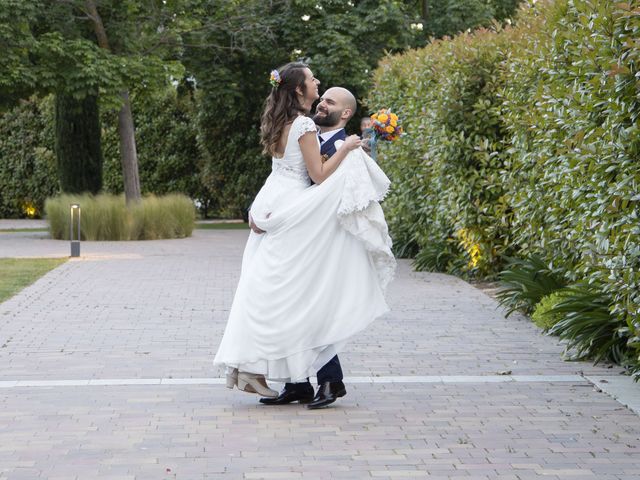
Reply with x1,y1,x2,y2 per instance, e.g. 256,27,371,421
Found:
531,290,569,331
549,283,628,365
1,89,206,219
45,193,195,241
495,255,567,317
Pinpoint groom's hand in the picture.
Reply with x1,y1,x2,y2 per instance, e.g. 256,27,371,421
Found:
249,216,265,234
343,134,362,151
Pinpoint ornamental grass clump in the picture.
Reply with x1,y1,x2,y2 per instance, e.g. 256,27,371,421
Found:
129,194,195,240
45,193,195,241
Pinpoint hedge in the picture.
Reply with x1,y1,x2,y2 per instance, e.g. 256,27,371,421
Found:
369,15,518,277
0,97,59,218
368,0,640,371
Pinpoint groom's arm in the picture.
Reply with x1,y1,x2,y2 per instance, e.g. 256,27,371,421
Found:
248,212,265,234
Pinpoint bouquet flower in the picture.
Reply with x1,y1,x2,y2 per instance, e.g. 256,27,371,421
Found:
366,108,404,160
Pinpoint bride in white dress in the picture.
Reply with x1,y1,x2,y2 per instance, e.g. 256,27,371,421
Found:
213,62,395,397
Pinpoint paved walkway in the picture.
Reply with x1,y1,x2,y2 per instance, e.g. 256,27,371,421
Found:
0,226,639,479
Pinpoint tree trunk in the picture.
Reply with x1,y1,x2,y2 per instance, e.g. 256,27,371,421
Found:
421,0,429,22
85,0,141,203
117,91,141,201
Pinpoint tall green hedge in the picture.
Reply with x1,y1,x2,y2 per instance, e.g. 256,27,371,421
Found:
501,0,640,369
369,21,517,276
0,97,58,218
368,0,639,369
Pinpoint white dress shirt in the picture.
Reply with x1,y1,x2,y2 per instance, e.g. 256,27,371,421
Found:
319,128,343,145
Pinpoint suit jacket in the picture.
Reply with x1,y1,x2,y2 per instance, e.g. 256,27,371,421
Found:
320,128,347,157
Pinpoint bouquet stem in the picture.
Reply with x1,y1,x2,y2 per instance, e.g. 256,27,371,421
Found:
369,135,378,161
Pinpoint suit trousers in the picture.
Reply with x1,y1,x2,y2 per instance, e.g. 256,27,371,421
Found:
285,355,343,389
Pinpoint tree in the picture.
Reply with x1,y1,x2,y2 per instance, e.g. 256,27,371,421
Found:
1,0,187,202
1,0,524,214
413,0,523,40
83,0,141,201
54,92,103,194
182,0,416,217
2,0,295,204
181,0,524,218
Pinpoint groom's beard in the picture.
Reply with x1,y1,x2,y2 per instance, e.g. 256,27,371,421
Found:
313,110,341,127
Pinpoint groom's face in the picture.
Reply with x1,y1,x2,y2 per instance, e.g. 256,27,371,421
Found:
313,93,344,128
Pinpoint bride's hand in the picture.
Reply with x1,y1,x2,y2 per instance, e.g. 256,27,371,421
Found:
342,134,362,152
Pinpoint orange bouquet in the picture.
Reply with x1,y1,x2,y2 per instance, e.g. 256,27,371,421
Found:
370,109,403,141
366,108,404,160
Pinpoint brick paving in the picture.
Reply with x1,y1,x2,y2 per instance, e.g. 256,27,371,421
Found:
0,228,639,479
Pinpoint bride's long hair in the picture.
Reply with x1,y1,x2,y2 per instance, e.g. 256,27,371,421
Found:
260,62,309,156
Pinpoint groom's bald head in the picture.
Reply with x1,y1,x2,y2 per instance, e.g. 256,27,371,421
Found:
328,87,357,119
313,86,357,131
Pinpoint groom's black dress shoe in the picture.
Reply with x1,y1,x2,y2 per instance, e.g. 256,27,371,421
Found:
259,383,315,405
306,381,346,409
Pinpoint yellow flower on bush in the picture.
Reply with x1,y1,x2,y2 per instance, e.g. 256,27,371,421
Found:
456,228,482,269
22,202,37,218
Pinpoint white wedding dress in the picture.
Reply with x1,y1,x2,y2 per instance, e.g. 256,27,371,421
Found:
213,115,395,382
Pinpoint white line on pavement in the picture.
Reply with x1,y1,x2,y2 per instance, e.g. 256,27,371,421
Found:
0,374,585,389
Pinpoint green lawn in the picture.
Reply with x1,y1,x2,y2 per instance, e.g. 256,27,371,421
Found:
0,258,67,303
196,222,248,230
0,228,49,233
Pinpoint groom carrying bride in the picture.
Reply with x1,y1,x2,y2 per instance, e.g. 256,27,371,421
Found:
215,62,393,410
255,86,357,409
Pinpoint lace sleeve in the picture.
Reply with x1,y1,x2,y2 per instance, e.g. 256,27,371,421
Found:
291,116,317,141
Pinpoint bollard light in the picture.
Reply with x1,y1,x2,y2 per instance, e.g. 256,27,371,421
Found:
70,204,81,257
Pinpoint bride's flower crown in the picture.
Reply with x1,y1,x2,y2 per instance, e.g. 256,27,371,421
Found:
269,69,281,88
